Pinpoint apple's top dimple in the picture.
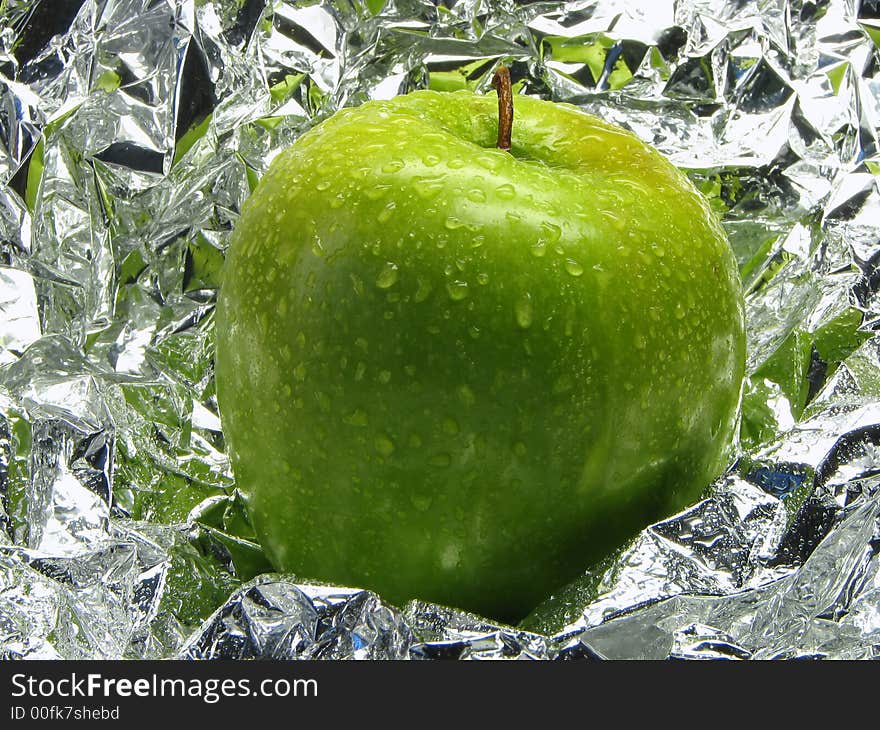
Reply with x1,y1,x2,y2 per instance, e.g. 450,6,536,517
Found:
282,89,719,250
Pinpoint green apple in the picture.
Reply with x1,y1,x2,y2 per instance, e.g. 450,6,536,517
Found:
215,84,745,623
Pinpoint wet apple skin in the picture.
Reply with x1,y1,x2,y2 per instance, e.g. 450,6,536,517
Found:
215,90,746,623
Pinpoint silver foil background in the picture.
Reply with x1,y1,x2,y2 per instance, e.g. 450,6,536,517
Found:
2,0,880,659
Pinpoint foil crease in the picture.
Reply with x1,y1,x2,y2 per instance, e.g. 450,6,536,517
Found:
2,0,880,660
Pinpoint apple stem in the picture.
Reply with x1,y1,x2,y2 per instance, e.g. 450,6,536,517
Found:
492,66,513,152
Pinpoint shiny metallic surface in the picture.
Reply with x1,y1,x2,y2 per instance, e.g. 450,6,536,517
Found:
2,0,880,659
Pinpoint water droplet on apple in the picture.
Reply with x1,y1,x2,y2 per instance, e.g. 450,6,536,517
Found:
293,362,307,381
343,408,368,426
476,272,489,285
422,154,441,167
446,280,469,301
477,154,501,171
541,222,562,242
515,294,533,329
381,160,405,174
445,216,464,230
468,325,480,339
414,277,432,302
440,543,460,569
413,175,446,199
447,158,466,169
378,369,391,384
365,184,391,201
316,180,331,191
635,334,647,349
495,183,515,200
377,201,396,223
410,494,433,511
375,433,395,457
531,240,546,257
351,273,365,296
564,259,584,277
376,262,399,289
467,188,487,203
601,210,626,231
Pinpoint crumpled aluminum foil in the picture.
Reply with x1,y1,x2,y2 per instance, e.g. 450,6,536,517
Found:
2,0,880,660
